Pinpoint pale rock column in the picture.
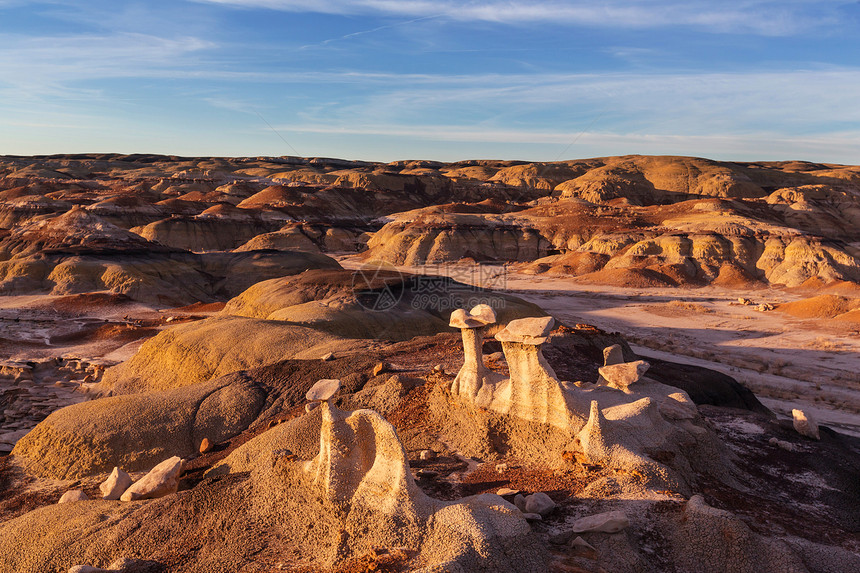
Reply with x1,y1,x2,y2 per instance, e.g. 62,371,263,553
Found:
449,304,503,405
304,378,420,521
490,316,574,431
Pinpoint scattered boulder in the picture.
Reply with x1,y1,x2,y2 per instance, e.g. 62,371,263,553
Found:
598,360,650,392
320,352,335,362
372,362,389,376
571,510,630,533
199,438,213,454
514,494,527,512
419,449,436,461
524,492,556,517
120,456,183,502
792,409,820,440
58,490,88,504
569,536,598,559
496,487,519,496
306,379,341,402
99,467,133,501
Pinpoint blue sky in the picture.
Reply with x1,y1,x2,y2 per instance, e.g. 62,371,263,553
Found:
1,1,859,162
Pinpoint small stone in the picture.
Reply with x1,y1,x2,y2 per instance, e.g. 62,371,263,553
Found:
496,487,519,496
602,344,624,366
523,512,542,521
738,297,754,305
58,490,88,504
768,437,795,451
372,362,389,376
433,364,444,372
513,494,527,512
320,352,335,361
68,566,109,573
755,303,774,312
569,536,598,560
792,409,820,440
524,492,556,517
199,438,213,454
598,360,650,392
120,456,183,502
419,449,436,460
571,510,629,533
99,467,132,500
495,462,508,472
416,469,438,479
306,378,341,402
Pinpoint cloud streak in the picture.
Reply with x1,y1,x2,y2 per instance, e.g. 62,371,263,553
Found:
196,0,850,35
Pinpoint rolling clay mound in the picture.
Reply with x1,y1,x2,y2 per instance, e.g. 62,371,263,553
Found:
236,184,312,209
574,267,679,288
776,294,860,319
99,315,365,393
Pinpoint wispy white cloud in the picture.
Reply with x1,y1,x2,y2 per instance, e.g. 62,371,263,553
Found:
0,32,213,95
196,0,850,35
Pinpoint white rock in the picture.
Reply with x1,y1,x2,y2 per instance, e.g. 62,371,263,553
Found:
469,304,497,325
571,510,630,533
320,352,334,361
419,449,436,460
792,409,820,440
603,344,624,366
306,378,341,402
449,304,497,329
99,467,133,500
58,490,88,504
495,316,555,344
768,437,795,451
524,492,556,517
496,487,519,496
598,360,650,392
120,456,183,501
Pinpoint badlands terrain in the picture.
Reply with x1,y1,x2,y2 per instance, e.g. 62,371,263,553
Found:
0,153,858,572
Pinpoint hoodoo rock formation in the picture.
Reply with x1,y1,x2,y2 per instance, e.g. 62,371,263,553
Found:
0,153,859,573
